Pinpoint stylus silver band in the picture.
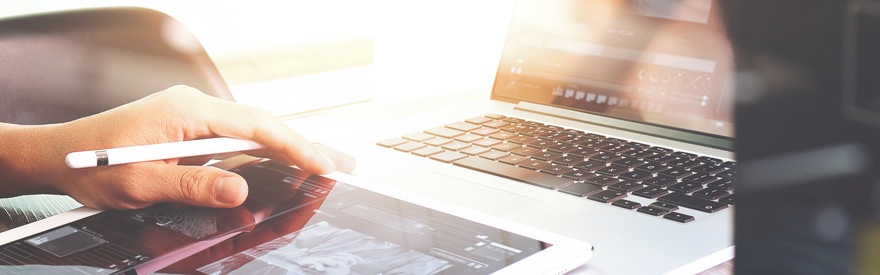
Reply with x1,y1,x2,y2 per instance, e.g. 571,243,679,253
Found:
96,150,109,166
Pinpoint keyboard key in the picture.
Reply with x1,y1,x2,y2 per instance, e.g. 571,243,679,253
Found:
664,212,695,223
526,138,556,149
489,131,517,140
721,161,736,168
635,161,669,173
518,160,549,171
608,181,644,192
672,151,698,159
642,176,678,187
377,138,408,148
558,182,603,197
510,146,542,157
649,202,680,212
691,163,726,174
552,156,587,167
532,151,565,162
622,149,660,159
541,165,574,175
501,117,526,123
484,114,505,119
473,138,502,147
612,199,642,210
491,143,520,151
668,182,703,193
430,151,468,163
394,141,427,152
453,157,573,189
479,150,509,160
637,206,669,216
424,137,453,146
612,157,645,168
716,169,737,179
590,152,622,163
442,141,471,151
412,146,444,157
466,116,493,124
426,127,464,138
693,187,730,200
627,141,651,149
569,148,601,158
707,177,734,191
460,146,490,156
649,146,674,154
471,127,501,136
502,117,525,123
483,120,509,128
668,158,703,169
499,155,529,165
644,154,679,164
682,173,720,185
454,133,484,143
595,164,629,177
632,186,669,199
718,194,735,205
619,170,654,181
696,156,723,165
659,167,693,179
658,192,728,213
546,143,580,153
403,132,435,142
446,121,481,132
508,135,540,145
588,190,627,203
574,160,606,172
599,144,638,155
585,175,620,186
561,170,596,181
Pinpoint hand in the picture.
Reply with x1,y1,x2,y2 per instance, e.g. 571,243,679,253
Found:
1,85,354,209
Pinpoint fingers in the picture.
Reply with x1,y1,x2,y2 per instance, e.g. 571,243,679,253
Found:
173,89,336,174
314,144,356,173
148,164,249,208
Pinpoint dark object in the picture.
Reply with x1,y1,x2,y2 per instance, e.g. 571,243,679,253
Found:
0,7,233,125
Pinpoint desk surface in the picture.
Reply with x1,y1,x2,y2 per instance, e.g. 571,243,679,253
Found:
0,194,733,274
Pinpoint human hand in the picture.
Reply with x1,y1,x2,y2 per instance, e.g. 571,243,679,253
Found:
7,85,354,209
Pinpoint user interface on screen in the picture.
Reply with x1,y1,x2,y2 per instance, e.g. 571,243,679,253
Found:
493,0,734,137
0,161,549,274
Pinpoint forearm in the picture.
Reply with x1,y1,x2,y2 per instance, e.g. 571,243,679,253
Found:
0,123,65,197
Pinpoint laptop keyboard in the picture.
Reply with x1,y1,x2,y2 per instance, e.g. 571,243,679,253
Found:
377,114,735,223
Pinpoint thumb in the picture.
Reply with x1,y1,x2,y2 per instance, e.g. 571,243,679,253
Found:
158,165,249,208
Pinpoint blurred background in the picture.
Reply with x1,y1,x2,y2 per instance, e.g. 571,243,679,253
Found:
0,0,515,115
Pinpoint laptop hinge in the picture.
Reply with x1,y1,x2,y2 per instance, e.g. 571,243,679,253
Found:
513,101,734,151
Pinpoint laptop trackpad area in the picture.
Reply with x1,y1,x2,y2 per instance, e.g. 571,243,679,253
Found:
389,172,542,216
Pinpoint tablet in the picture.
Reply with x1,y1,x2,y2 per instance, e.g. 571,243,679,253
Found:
0,155,592,275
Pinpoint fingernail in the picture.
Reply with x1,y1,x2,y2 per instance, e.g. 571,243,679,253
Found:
317,149,336,172
214,176,246,204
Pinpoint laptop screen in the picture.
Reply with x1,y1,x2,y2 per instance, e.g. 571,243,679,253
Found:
491,0,734,138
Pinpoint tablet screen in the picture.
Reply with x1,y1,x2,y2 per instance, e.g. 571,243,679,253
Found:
0,160,551,274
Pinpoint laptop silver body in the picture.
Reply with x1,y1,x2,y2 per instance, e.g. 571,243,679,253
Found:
285,0,734,273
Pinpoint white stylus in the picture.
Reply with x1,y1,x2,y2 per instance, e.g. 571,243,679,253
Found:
65,137,263,169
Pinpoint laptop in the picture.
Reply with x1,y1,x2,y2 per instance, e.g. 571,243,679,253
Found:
285,0,735,273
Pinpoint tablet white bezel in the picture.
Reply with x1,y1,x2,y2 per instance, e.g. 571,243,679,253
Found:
0,155,592,275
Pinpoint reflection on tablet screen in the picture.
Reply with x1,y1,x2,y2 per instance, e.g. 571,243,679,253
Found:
0,160,550,275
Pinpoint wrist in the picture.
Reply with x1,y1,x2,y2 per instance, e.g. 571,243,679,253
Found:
0,123,66,196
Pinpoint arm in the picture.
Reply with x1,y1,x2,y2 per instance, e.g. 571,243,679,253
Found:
0,85,354,209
